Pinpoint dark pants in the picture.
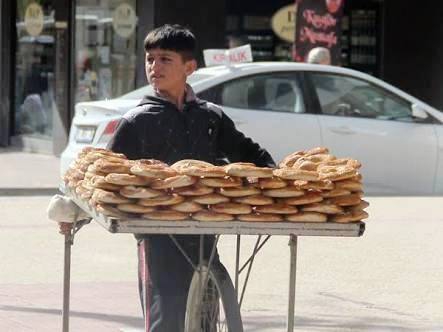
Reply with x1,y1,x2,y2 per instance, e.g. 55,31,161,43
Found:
137,234,220,332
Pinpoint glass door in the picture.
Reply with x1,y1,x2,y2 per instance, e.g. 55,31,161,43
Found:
14,0,56,140
75,0,137,103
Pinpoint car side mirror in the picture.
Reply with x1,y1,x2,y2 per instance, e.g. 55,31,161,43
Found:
411,104,428,119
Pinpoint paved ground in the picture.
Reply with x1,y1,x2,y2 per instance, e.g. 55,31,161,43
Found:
0,195,442,331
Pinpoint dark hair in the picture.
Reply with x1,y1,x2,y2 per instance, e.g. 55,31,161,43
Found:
144,24,196,61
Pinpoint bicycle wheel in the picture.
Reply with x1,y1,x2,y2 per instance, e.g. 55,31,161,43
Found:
185,262,243,332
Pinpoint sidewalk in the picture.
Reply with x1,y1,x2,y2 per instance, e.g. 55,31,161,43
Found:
0,148,60,194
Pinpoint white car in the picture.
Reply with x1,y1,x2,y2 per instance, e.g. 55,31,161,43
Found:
61,62,443,195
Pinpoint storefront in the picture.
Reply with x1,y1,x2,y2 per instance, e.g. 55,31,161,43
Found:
0,0,442,154
0,0,225,154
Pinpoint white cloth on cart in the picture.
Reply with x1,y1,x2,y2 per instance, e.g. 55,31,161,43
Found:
47,194,89,223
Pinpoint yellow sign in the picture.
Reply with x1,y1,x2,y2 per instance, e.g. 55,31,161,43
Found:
271,4,297,42
24,3,44,37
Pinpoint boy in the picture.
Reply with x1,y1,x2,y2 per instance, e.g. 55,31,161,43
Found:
107,24,274,331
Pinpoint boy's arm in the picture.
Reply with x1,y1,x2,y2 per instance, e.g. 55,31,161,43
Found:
217,111,275,167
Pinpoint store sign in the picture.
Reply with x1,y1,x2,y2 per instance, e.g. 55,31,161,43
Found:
203,45,253,67
271,4,297,42
24,3,44,37
294,0,344,65
112,3,137,38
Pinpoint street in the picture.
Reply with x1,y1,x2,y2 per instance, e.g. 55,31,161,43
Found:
0,196,442,331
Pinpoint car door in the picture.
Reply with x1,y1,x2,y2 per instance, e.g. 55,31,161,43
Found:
305,72,438,195
198,72,322,164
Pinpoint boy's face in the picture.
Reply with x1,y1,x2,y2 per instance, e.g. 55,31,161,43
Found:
145,48,196,93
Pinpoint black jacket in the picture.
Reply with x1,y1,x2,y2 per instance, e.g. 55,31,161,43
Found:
107,89,275,167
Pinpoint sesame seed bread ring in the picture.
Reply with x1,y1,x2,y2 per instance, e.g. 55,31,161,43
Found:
347,200,370,212
224,163,273,178
105,173,150,186
138,194,185,207
93,158,132,174
283,192,323,205
298,154,336,165
330,210,369,223
273,168,319,181
84,171,107,180
85,166,108,177
142,210,189,221
211,203,252,215
278,147,329,168
258,177,288,189
334,179,363,192
92,188,133,204
321,188,352,198
150,175,197,189
170,200,204,213
278,151,306,168
255,203,298,214
75,185,93,200
218,186,261,197
119,186,165,199
238,213,283,222
318,165,357,182
233,194,274,206
116,203,156,214
293,179,334,191
199,176,242,188
293,160,319,171
305,147,329,156
130,161,177,179
262,186,305,198
180,165,226,178
84,151,128,163
328,193,363,206
96,204,134,219
301,203,343,214
286,212,328,223
137,159,169,167
171,160,226,178
174,184,214,196
171,159,214,169
323,158,362,169
192,211,234,222
191,193,230,205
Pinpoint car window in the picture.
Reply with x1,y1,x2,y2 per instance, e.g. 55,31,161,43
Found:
214,73,305,113
309,73,413,121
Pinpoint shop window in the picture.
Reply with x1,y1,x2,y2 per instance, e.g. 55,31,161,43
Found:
14,0,56,139
75,0,137,103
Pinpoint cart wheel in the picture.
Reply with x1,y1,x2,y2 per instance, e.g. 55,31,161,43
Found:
185,262,243,332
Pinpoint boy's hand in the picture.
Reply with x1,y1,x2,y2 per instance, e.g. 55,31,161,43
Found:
58,222,73,235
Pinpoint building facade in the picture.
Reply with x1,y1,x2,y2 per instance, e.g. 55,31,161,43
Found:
0,0,442,155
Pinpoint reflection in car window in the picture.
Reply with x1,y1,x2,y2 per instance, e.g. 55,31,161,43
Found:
309,73,412,121
217,74,305,113
118,73,211,99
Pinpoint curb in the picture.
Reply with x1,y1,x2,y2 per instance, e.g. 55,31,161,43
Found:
0,188,60,196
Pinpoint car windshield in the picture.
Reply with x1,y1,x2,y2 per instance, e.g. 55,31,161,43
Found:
118,73,212,100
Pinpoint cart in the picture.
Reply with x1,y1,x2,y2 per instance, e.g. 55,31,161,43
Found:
61,188,365,332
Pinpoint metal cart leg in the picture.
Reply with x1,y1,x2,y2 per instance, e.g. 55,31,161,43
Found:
287,235,298,332
61,219,90,332
62,233,72,332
